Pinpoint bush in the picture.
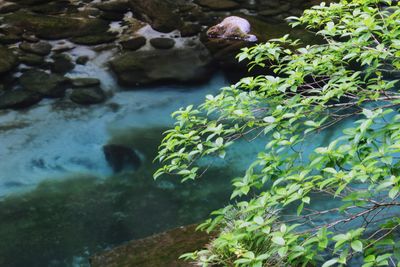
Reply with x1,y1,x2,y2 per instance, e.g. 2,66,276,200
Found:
155,0,400,266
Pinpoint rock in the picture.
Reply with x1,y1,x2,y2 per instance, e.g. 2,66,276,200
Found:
128,0,183,32
29,1,70,15
19,70,69,98
21,33,39,43
196,0,240,10
70,87,106,105
207,16,257,42
19,41,52,56
180,22,202,37
50,53,75,74
95,0,130,13
110,42,213,86
149,37,175,49
0,46,18,74
102,144,141,173
90,224,211,267
3,11,110,40
0,2,20,13
119,36,146,51
19,53,45,66
52,43,75,53
0,34,21,45
76,56,89,65
70,33,117,46
99,11,125,21
0,90,42,109
71,78,101,88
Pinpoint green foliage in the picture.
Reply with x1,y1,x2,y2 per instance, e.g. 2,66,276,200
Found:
156,0,400,266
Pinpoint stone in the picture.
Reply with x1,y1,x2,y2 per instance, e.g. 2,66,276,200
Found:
50,53,75,74
119,36,146,51
19,70,69,98
196,0,240,10
0,46,18,74
0,34,21,45
102,144,141,173
76,56,90,65
71,78,101,88
207,16,257,42
110,42,213,86
70,33,117,46
0,90,42,109
90,224,211,267
95,0,130,13
52,43,75,53
70,87,106,105
19,53,45,66
19,41,52,56
21,33,39,43
128,0,183,32
149,37,175,49
180,23,202,37
3,11,110,40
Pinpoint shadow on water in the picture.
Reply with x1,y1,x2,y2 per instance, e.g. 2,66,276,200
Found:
0,128,237,267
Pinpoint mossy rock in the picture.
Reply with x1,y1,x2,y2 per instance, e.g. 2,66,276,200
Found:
70,87,106,105
50,53,75,74
70,33,117,46
19,41,52,56
18,53,45,66
71,78,101,88
90,224,210,267
0,46,18,74
3,11,110,40
149,37,175,50
19,69,69,98
196,0,240,10
0,90,42,109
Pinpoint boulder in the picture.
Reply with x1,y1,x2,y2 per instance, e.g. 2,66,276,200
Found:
102,144,141,173
19,70,69,98
50,53,75,74
149,37,175,49
128,0,183,32
71,78,101,88
95,0,130,13
19,41,52,56
110,42,213,86
0,90,42,109
70,33,117,46
119,36,146,51
3,11,110,40
207,16,257,42
0,46,18,74
70,87,106,105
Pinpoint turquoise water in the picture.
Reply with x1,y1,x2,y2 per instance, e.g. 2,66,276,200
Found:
0,46,355,266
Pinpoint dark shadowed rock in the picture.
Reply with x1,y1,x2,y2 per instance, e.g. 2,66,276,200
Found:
0,2,20,13
19,69,69,98
19,41,52,56
120,36,146,50
70,33,117,46
90,224,211,267
71,78,101,88
70,87,106,105
149,37,175,49
76,56,89,65
0,46,18,74
95,0,130,13
102,144,141,173
110,42,213,86
0,90,42,109
196,0,240,10
50,53,75,74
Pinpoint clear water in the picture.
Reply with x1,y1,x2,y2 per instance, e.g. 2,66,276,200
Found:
0,46,352,266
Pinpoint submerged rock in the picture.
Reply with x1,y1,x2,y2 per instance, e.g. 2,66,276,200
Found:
70,87,106,105
207,16,257,42
149,37,175,50
110,42,213,86
19,69,69,98
90,224,210,267
0,90,42,109
103,144,141,173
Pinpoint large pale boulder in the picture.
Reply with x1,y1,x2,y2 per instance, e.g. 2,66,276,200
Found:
207,16,257,42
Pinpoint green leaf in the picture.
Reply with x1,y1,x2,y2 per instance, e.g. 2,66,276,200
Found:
272,236,285,246
322,258,339,267
351,240,363,252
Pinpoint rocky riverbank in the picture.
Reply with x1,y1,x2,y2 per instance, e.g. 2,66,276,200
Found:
0,0,332,111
